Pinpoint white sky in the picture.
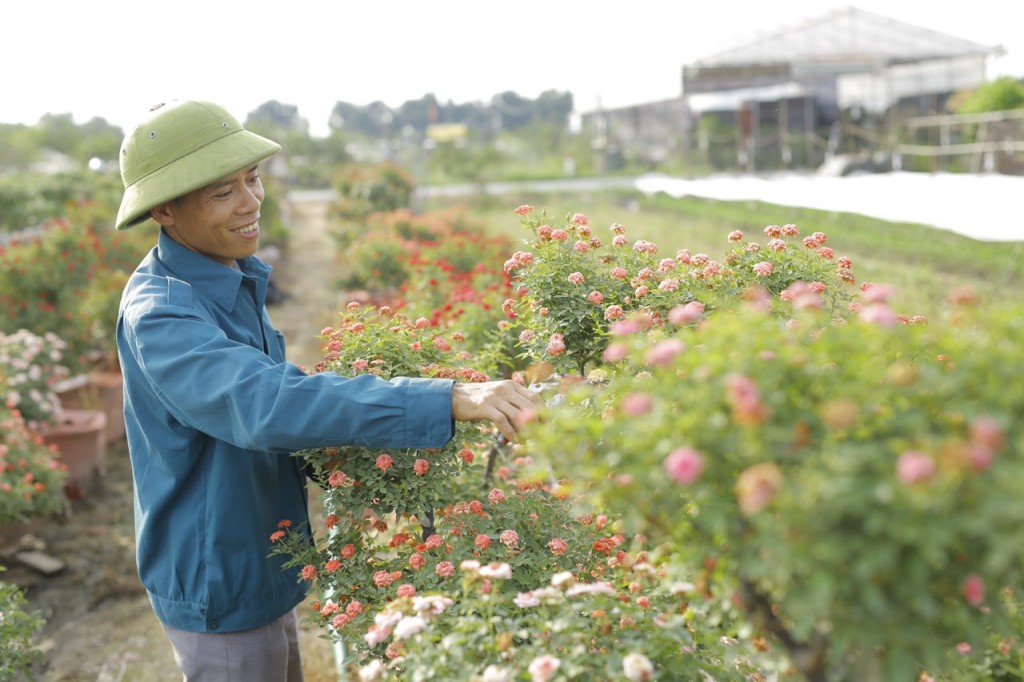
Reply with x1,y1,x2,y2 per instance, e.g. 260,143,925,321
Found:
3,0,1022,137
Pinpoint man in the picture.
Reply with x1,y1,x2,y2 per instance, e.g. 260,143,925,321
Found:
114,100,540,681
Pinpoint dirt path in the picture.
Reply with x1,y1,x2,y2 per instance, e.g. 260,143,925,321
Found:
8,195,345,681
271,197,348,370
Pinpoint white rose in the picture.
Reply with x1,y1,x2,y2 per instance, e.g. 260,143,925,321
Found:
622,652,654,681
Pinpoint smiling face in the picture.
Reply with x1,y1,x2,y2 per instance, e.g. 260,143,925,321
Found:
150,164,265,266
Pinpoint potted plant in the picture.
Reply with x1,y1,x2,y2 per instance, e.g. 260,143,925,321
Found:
0,329,70,432
1,329,106,500
1,395,68,530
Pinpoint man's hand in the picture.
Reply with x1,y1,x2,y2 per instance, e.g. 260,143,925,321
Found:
451,380,544,443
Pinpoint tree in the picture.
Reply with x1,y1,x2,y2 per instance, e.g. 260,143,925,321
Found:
35,113,80,157
75,117,122,165
246,100,308,134
0,123,41,172
955,77,1024,114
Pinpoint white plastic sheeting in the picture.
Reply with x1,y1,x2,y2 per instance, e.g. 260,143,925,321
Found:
634,171,1024,242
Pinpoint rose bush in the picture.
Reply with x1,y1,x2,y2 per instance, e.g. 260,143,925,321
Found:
333,207,516,348
0,568,45,679
332,162,416,223
0,328,71,431
519,285,1024,680
299,302,494,516
273,466,633,665
0,215,150,372
0,400,68,524
504,206,854,376
351,554,789,681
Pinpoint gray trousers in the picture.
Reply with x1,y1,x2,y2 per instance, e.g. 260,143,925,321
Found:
161,609,304,682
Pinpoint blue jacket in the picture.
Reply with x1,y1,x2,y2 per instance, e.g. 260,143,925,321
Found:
117,229,454,633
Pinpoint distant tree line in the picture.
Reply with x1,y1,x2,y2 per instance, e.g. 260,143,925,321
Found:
326,90,574,137
0,113,123,171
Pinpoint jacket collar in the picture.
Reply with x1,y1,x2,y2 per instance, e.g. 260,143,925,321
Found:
155,228,272,311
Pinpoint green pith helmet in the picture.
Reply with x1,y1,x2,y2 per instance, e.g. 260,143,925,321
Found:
115,100,281,230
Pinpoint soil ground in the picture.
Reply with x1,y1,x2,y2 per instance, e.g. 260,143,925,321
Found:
3,196,349,681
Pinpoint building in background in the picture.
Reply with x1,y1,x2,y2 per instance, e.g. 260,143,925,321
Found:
582,6,1004,173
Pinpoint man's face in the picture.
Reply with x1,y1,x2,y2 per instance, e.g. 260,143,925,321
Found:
151,164,265,267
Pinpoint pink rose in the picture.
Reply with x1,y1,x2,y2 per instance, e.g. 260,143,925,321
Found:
499,529,519,548
602,343,629,363
668,301,705,325
546,335,566,356
604,305,625,321
962,573,985,606
547,537,567,556
621,392,654,417
645,339,685,367
663,447,703,484
736,463,783,515
896,450,936,484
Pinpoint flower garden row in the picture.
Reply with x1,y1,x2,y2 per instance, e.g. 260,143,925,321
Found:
0,197,157,674
1,200,153,517
272,202,1024,681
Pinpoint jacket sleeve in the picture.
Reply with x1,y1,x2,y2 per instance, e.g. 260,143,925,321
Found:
121,301,455,454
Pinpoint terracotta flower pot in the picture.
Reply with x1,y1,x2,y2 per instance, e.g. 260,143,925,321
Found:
40,409,108,501
54,370,125,442
88,370,125,442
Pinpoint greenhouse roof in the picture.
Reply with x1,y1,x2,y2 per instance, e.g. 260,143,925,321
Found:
694,6,999,67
